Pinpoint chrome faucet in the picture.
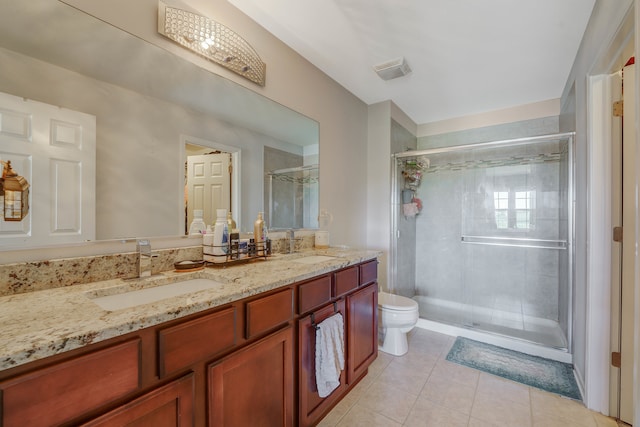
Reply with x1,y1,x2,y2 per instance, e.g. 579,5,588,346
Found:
137,239,157,278
287,229,297,254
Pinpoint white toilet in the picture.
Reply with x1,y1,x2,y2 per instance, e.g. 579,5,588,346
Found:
378,291,419,356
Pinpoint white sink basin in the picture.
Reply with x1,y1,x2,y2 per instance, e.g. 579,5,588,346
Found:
89,278,225,311
292,255,336,264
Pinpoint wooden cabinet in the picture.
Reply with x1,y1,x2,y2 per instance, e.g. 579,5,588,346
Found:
0,339,141,427
158,306,236,377
0,258,378,427
297,274,332,314
347,282,378,384
298,299,347,427
334,266,359,297
299,261,378,426
208,326,294,426
245,288,293,339
359,260,378,287
82,374,195,427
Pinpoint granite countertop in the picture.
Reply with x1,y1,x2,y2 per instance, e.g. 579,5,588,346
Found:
0,248,379,371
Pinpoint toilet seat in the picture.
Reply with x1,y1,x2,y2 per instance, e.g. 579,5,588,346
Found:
379,292,418,311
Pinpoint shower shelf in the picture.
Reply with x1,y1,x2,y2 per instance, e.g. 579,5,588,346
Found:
461,235,567,250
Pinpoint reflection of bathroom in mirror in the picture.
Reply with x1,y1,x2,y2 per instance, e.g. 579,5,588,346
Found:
264,146,319,230
183,136,241,234
0,0,319,249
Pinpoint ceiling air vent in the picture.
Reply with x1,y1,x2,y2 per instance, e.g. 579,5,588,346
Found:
373,57,411,81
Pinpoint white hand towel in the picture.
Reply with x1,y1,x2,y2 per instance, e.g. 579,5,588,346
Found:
315,312,345,398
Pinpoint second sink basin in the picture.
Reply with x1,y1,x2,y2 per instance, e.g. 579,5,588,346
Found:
89,278,225,311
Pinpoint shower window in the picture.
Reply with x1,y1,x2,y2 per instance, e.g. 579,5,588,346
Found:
493,190,535,230
514,190,535,230
494,192,509,229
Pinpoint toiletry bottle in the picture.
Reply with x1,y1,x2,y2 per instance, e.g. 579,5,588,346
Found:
254,212,266,256
203,225,214,251
227,211,237,232
189,209,206,235
213,209,229,262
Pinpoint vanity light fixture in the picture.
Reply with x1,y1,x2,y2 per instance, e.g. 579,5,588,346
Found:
0,160,30,221
158,1,266,86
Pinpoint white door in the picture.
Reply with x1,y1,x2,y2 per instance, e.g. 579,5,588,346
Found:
186,153,231,228
619,62,635,425
0,91,96,248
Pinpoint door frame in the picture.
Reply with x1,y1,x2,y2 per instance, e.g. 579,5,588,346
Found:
586,6,639,421
180,135,242,231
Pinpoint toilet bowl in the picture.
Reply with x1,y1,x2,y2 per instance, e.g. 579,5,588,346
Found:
378,291,419,356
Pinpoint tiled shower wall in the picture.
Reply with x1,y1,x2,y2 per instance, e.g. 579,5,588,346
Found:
396,117,571,343
414,149,567,320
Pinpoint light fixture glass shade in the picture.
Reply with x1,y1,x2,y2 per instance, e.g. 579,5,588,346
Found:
2,161,29,221
158,1,266,86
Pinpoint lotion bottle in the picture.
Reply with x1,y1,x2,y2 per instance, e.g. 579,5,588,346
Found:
254,212,266,256
213,209,229,262
189,209,206,235
227,211,237,232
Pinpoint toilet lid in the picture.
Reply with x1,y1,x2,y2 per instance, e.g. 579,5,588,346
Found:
379,292,418,311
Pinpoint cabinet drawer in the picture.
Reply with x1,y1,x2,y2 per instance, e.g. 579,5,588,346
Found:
0,339,141,427
359,260,378,286
246,288,293,339
158,306,236,377
82,373,195,426
298,275,332,314
334,266,358,297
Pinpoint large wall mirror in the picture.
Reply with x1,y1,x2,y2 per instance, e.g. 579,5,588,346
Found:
0,0,319,250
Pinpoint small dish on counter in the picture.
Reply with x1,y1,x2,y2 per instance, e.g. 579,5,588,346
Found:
174,260,205,272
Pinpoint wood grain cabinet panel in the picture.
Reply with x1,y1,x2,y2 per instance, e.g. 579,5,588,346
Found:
0,339,141,427
82,373,195,427
208,326,294,426
334,266,359,298
347,282,378,384
298,300,347,427
158,306,236,377
297,275,332,314
359,260,378,286
245,288,293,339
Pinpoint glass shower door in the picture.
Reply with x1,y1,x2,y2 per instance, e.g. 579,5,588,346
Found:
392,133,573,351
459,139,571,349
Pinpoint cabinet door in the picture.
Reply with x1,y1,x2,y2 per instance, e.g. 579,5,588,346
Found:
0,339,140,427
82,374,195,427
208,326,294,426
346,282,378,384
298,300,346,427
158,306,236,377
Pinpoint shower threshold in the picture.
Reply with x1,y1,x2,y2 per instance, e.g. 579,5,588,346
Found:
414,296,570,362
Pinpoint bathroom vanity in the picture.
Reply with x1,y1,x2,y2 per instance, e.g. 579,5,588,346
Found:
0,250,379,426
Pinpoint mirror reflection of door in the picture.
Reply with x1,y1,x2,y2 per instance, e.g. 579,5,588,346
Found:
185,149,231,233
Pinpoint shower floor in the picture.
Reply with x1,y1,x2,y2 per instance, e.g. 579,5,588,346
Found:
414,296,568,350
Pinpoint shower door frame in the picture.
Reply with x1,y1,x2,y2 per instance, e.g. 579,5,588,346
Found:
390,132,575,351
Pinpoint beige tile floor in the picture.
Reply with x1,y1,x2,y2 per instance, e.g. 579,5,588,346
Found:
318,328,621,427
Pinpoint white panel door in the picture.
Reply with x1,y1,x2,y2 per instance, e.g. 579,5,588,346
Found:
187,153,230,227
0,91,96,247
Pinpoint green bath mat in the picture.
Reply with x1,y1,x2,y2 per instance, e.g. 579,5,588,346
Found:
446,337,581,400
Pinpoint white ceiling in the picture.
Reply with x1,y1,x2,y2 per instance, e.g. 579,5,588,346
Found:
227,0,596,125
